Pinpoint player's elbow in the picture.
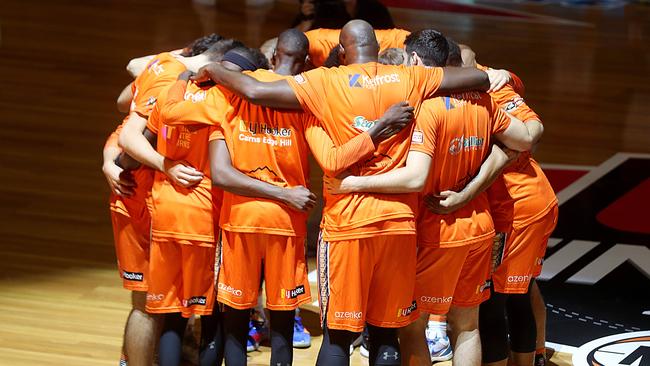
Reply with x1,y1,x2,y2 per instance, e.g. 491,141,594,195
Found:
403,174,426,192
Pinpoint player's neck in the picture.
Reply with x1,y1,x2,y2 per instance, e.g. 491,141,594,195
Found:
273,63,292,76
345,54,378,65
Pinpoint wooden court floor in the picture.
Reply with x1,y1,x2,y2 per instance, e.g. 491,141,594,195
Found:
0,0,649,365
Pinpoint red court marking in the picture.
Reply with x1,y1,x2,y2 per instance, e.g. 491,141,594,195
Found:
381,0,532,18
543,169,589,193
596,178,650,235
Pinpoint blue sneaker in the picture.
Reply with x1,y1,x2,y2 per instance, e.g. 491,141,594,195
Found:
426,322,453,362
246,319,269,352
292,315,311,348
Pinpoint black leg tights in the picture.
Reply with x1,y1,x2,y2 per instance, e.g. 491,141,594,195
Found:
269,310,294,366
367,324,400,366
223,306,249,366
479,288,509,363
159,313,189,366
316,325,354,366
199,307,225,366
507,284,537,354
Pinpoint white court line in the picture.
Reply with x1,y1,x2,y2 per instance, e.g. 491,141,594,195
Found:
546,341,578,354
556,153,650,205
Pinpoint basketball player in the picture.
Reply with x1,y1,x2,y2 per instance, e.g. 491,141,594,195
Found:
103,47,192,366
116,47,266,366
322,30,541,366
191,20,503,366
428,42,557,366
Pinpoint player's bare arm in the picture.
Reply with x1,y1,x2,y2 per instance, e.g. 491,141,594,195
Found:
438,66,490,94
424,144,516,215
494,112,539,152
324,150,432,194
209,139,316,212
118,113,203,188
305,101,415,177
191,62,301,109
102,141,136,196
116,82,134,113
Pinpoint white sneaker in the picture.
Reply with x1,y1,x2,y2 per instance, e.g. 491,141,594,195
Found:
426,321,453,362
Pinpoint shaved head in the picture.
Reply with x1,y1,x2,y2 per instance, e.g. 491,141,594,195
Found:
338,20,379,65
277,28,309,59
272,28,309,75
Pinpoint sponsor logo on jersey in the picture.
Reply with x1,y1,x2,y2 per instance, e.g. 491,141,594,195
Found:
147,59,165,76
348,73,400,89
507,274,532,284
448,135,485,155
281,285,306,299
145,96,157,106
183,296,207,307
122,271,144,282
411,130,424,144
334,311,363,320
293,74,306,84
397,301,418,318
184,90,206,103
477,279,491,294
352,116,377,131
218,282,243,297
147,293,164,302
504,97,525,112
572,331,650,366
239,121,292,137
420,295,453,304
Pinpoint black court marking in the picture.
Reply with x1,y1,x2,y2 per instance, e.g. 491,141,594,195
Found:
539,154,650,347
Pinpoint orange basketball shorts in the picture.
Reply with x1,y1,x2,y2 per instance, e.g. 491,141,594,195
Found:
110,200,151,292
145,239,216,317
318,234,418,333
492,205,559,293
415,238,493,315
217,230,311,311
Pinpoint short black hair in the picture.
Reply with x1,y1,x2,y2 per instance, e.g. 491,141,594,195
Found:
277,28,309,58
445,37,462,67
203,38,246,62
404,29,449,67
182,33,225,57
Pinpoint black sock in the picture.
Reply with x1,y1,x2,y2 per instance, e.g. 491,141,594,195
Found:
367,324,400,366
223,306,249,366
507,288,537,354
159,313,189,366
269,310,294,366
316,325,353,366
199,307,225,366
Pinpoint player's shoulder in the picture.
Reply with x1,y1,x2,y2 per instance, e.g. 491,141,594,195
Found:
245,68,284,82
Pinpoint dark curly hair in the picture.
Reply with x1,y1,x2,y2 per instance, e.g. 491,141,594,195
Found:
181,33,225,57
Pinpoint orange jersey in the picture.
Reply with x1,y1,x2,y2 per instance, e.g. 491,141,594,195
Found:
108,53,185,216
216,69,377,236
487,83,557,231
146,81,226,243
216,69,313,236
476,63,525,97
410,92,511,247
304,28,410,67
287,62,445,241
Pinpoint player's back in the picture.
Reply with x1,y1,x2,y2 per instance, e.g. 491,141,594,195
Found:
288,62,444,240
413,92,510,247
147,82,223,243
218,69,311,236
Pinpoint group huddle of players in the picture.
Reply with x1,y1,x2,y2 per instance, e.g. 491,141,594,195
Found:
102,18,558,366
